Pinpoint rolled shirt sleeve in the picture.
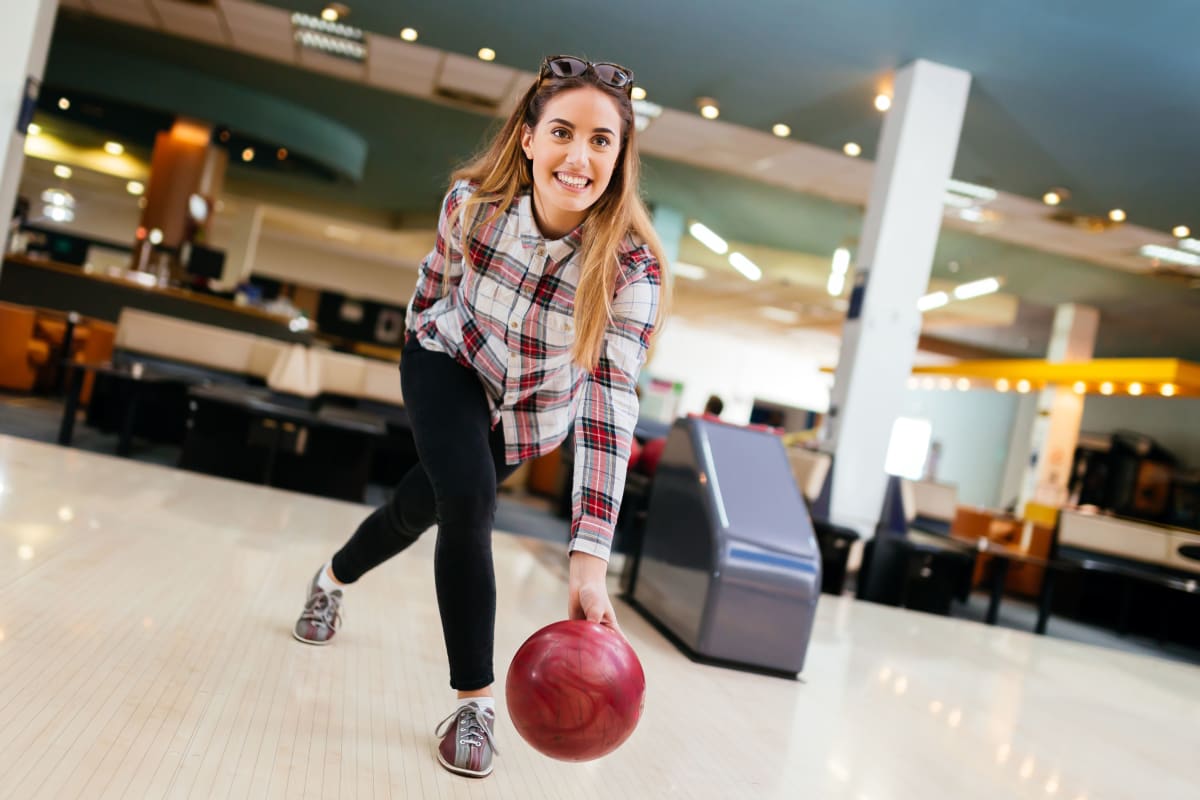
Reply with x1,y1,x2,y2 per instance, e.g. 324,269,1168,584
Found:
569,246,662,561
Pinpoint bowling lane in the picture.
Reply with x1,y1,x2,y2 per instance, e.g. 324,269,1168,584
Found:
0,434,1197,798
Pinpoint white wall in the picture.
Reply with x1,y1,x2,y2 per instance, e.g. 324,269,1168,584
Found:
1081,396,1200,467
899,387,1021,509
251,231,417,305
644,319,836,423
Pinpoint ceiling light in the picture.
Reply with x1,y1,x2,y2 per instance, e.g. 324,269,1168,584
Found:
478,47,496,61
759,306,800,324
41,188,73,207
688,221,727,254
1073,381,1087,395
241,147,255,162
1173,225,1191,238
1016,379,1032,393
103,141,124,156
44,205,74,223
1161,383,1177,397
295,29,368,61
696,97,719,119
831,247,851,275
631,86,646,101
1042,191,1061,206
938,378,953,391
672,261,707,280
956,378,970,391
826,272,845,296
58,97,70,110
321,7,339,22
53,165,72,179
874,94,891,112
400,27,418,42
953,277,1000,300
148,228,164,245
1179,238,1200,254
947,179,997,202
321,3,349,22
632,98,662,132
1100,381,1114,395
1108,208,1126,223
126,181,144,196
1140,244,1200,268
27,123,40,136
1128,382,1143,396
995,378,1010,392
917,291,949,311
958,207,998,224
277,147,288,160
728,252,762,281
843,142,861,157
772,123,791,137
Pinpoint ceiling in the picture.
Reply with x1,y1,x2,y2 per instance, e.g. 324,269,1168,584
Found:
31,0,1200,360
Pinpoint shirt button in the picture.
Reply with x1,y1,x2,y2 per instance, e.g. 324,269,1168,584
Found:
536,243,546,257
510,320,519,330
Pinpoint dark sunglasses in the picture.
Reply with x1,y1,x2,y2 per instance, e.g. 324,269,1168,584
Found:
540,55,635,95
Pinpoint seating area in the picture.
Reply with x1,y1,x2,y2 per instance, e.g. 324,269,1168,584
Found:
0,300,116,394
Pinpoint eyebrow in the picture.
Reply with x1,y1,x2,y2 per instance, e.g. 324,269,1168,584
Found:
548,118,616,137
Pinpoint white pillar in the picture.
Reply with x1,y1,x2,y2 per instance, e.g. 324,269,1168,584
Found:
1017,303,1099,511
1,0,59,256
823,60,971,537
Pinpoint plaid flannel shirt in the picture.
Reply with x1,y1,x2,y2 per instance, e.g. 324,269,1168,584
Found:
406,180,662,561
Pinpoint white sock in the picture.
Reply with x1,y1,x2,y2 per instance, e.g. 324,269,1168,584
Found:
460,696,495,713
316,561,344,593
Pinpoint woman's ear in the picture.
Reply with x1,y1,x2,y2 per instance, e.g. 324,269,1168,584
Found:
520,124,534,160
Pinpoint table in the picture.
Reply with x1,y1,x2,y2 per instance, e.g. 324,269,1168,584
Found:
58,360,182,456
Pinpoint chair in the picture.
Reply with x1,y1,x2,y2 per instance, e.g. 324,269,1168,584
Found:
74,320,117,405
0,301,51,392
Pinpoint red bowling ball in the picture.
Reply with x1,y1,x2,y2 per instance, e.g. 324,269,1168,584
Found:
506,619,646,762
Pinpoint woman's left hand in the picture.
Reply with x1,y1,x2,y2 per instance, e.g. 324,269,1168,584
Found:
567,552,622,635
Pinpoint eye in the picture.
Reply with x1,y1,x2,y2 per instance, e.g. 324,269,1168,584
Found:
551,127,571,140
591,135,612,148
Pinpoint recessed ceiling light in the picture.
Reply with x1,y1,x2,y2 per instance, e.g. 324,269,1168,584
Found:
400,27,418,42
322,3,348,22
103,141,124,156
58,97,70,110
728,251,762,281
1100,381,1114,395
148,228,164,245
277,148,288,160
843,142,862,157
241,147,255,162
696,97,719,119
1073,381,1087,395
772,123,791,137
478,47,496,61
688,221,727,254
53,164,72,179
1109,208,1126,222
1161,383,1177,397
1173,225,1190,238
27,123,40,136
953,277,1001,300
1043,191,1061,206
1140,244,1200,268
631,86,646,101
874,94,891,112
956,378,970,391
126,181,144,196
1128,381,1143,396
995,378,1010,392
1016,379,1032,393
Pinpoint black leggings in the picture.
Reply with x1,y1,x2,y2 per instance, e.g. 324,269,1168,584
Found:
331,335,519,691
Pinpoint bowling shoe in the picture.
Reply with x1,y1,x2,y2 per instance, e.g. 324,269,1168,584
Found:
292,568,343,645
435,702,499,778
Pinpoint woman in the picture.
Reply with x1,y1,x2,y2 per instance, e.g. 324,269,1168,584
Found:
293,54,667,778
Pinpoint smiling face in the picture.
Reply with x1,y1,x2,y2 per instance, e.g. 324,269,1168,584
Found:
520,86,625,239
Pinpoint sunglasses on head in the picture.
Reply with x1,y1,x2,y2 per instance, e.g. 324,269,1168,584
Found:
540,55,635,96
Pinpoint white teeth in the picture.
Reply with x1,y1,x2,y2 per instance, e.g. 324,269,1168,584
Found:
556,173,589,188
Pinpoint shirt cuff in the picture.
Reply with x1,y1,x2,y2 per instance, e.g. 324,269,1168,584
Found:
567,518,613,562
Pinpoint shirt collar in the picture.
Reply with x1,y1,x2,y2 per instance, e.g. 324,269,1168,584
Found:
518,190,584,261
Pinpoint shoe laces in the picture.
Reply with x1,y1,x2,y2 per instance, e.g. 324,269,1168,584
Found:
436,704,499,754
300,588,342,630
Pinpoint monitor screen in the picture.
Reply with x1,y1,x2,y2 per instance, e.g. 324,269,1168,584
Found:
186,244,225,280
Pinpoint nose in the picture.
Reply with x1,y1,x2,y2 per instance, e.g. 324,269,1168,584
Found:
564,138,589,169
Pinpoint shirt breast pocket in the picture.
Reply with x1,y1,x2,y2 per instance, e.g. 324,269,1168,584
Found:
540,306,576,360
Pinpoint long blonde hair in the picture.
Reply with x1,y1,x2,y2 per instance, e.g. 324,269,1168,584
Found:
444,70,670,369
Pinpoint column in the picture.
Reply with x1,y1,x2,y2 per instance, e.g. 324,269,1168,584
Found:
822,60,971,537
1,0,59,256
1017,303,1099,510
